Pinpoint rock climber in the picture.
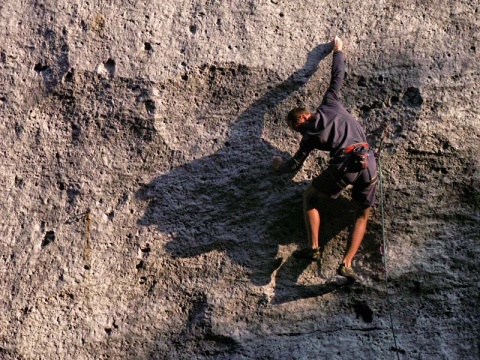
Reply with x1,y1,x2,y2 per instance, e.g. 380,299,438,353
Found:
272,36,377,280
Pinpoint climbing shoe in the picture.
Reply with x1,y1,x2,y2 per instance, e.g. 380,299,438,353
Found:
337,264,358,280
292,247,321,261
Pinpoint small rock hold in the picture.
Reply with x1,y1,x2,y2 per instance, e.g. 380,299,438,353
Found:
351,300,373,323
41,231,55,248
403,87,423,107
34,63,50,72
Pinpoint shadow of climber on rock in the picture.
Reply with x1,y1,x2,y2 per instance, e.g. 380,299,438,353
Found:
269,193,355,304
136,42,333,286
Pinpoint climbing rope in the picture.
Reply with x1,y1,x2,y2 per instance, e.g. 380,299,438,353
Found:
84,208,92,270
376,129,401,359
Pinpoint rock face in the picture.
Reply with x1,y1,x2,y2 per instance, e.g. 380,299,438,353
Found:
1,1,479,359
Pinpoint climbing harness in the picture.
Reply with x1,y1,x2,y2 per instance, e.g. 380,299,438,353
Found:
332,142,376,189
376,129,402,359
344,142,370,171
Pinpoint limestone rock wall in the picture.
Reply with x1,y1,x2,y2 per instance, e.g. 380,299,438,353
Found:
0,1,478,359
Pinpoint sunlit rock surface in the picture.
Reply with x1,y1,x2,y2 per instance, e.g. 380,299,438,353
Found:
0,1,478,359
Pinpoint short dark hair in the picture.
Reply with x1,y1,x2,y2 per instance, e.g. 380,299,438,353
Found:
286,107,309,128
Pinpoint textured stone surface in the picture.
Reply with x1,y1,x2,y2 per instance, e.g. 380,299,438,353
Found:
0,1,479,359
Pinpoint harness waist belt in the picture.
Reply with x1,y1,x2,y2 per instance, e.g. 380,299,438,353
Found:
343,142,369,154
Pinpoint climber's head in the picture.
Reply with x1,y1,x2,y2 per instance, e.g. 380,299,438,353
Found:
286,107,312,131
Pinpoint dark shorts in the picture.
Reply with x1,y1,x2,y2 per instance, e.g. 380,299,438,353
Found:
311,150,378,207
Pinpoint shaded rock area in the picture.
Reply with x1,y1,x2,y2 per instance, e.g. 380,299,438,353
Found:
0,1,479,359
